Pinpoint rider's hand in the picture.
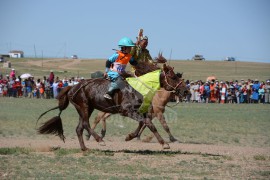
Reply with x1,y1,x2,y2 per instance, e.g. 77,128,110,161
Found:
103,72,108,78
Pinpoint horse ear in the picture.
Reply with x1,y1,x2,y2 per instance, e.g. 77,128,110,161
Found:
163,63,167,70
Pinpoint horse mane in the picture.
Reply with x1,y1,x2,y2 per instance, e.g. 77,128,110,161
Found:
133,62,160,76
126,53,168,77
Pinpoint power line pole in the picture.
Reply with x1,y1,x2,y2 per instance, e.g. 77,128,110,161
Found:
42,50,43,69
34,44,37,58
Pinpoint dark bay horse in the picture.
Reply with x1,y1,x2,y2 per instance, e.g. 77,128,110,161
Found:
37,63,184,150
90,73,188,143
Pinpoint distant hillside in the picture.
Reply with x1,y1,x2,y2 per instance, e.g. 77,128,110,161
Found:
1,58,269,82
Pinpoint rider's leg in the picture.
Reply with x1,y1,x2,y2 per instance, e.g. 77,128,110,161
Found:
104,77,124,99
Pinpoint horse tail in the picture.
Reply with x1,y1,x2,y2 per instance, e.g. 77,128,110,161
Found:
36,86,72,142
37,116,66,142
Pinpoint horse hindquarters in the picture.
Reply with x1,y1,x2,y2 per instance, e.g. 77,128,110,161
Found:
37,86,72,141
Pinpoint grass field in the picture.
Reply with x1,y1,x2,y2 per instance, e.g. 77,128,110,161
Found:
0,58,270,179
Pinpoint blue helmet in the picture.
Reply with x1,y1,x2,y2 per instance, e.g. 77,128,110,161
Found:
118,37,135,47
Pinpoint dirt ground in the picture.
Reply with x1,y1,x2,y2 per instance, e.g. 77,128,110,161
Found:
1,136,269,158
1,136,270,179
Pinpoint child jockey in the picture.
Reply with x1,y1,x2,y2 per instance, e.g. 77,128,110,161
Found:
104,37,137,99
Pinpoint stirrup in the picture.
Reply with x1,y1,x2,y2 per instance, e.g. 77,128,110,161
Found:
104,94,112,100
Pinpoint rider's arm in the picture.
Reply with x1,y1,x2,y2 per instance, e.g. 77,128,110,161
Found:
105,60,111,73
105,53,119,72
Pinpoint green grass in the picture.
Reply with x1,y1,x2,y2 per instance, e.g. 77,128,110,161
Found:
0,98,269,148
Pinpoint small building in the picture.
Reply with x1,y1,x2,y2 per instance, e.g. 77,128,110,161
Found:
9,50,24,58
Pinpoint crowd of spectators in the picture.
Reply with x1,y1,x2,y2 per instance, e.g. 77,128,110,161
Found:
0,69,85,99
181,79,270,104
1,69,270,104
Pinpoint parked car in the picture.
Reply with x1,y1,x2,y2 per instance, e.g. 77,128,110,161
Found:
225,57,236,61
71,55,78,59
192,54,205,61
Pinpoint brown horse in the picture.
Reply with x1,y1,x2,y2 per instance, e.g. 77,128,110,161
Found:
90,73,187,143
37,63,186,150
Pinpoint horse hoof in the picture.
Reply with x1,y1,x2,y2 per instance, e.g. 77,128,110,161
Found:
125,134,133,141
85,134,91,141
170,137,178,142
162,143,170,149
81,147,88,151
99,141,106,146
136,136,141,141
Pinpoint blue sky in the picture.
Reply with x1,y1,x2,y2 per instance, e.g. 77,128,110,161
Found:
0,0,269,62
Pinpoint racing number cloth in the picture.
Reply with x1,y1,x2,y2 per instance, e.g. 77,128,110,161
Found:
126,70,161,113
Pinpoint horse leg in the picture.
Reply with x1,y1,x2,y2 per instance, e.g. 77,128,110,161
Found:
125,121,144,141
86,112,110,140
100,113,111,138
157,113,178,142
76,118,88,151
144,118,170,149
136,123,146,140
74,104,104,150
82,108,105,146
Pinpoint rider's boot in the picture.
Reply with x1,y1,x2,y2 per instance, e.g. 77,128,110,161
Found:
104,91,113,100
104,86,116,100
104,77,123,100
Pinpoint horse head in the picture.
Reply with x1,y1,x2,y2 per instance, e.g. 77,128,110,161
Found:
154,52,167,63
161,64,190,98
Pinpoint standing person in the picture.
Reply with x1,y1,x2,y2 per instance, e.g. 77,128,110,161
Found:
104,37,137,99
241,82,248,103
220,81,227,104
0,76,3,97
204,81,210,103
264,80,270,104
189,81,195,102
49,70,54,98
63,79,68,87
44,79,51,99
7,77,14,97
57,79,63,93
1,76,8,97
52,79,59,98
27,77,35,98
15,78,22,97
199,81,205,103
258,83,265,103
9,69,16,79
48,70,54,84
36,79,42,98
251,79,260,103
209,81,216,103
68,78,74,86
193,80,200,103
21,79,27,97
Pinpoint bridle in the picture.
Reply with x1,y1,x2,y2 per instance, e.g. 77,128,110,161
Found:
162,69,183,94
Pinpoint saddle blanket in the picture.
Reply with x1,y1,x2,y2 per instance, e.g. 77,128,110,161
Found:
126,70,160,113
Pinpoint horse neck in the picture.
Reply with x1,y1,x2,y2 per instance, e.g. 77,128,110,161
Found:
155,88,172,105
